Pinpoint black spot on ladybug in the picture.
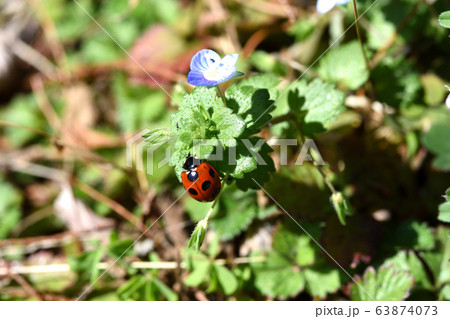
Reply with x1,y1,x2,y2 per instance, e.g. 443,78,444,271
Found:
209,168,215,178
212,187,221,198
188,189,198,196
202,181,211,191
187,171,198,182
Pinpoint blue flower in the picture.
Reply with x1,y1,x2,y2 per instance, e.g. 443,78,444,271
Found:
187,49,238,87
317,0,351,14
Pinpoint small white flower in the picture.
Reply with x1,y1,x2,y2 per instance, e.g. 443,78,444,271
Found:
317,0,352,14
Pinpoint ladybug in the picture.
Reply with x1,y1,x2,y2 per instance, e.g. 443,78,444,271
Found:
181,155,221,202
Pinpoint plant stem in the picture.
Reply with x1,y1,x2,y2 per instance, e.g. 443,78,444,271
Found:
216,85,226,106
352,0,370,71
315,164,337,195
203,172,229,223
267,112,294,126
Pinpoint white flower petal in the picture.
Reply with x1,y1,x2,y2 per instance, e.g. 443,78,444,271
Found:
317,0,337,14
190,49,221,71
221,53,239,67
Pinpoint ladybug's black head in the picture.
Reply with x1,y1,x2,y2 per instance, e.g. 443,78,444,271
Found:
182,154,202,171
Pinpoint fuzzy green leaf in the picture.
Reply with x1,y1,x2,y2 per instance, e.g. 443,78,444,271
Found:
351,265,414,301
286,79,346,136
304,266,341,299
318,41,369,90
225,85,274,134
211,187,258,240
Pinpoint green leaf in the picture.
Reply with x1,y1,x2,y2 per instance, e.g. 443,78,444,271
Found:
422,227,450,287
211,187,258,240
272,221,321,267
438,202,450,223
317,41,369,90
68,248,103,284
423,123,450,170
439,11,450,28
108,238,134,258
286,79,346,136
304,265,341,299
152,278,178,301
383,250,433,291
249,51,286,75
211,106,246,145
372,56,421,109
210,138,275,191
2,95,45,148
45,0,93,42
214,264,238,295
420,74,447,106
184,251,211,287
391,220,435,251
0,180,22,239
117,275,147,300
252,251,305,298
113,74,168,133
170,87,242,179
225,85,274,134
239,73,281,99
351,265,414,301
330,192,354,226
423,123,450,154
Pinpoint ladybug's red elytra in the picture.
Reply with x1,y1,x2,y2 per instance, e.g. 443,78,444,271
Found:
181,155,221,202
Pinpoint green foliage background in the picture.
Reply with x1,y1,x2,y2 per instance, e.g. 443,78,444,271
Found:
0,0,449,301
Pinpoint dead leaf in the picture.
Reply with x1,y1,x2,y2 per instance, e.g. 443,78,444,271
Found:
54,183,114,233
60,83,120,149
